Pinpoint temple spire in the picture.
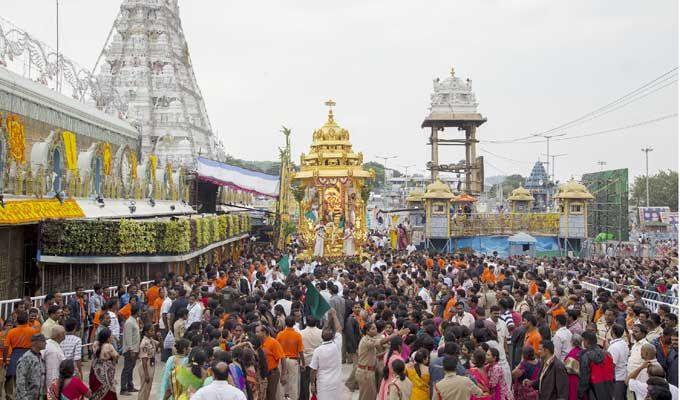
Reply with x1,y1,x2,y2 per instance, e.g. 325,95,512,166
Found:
324,99,336,123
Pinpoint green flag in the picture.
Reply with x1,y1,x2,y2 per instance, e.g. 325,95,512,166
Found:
305,282,331,320
278,254,290,276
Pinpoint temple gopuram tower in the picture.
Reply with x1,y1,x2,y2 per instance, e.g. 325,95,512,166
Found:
94,0,216,166
422,67,486,194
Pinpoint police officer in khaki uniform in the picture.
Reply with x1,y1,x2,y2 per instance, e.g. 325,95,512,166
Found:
355,323,408,400
433,356,484,400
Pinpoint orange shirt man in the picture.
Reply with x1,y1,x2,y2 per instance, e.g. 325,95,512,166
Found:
215,274,228,290
152,297,164,325
258,326,285,373
481,267,495,284
119,303,131,320
523,315,542,354
443,296,458,321
146,284,160,306
426,258,434,269
549,300,567,332
276,322,304,362
4,319,38,365
529,281,538,296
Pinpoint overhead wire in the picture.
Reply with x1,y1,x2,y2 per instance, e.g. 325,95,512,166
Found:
530,68,677,137
484,67,678,144
479,148,535,164
481,112,678,145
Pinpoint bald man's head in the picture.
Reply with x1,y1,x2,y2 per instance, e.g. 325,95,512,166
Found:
51,325,66,343
212,361,229,381
641,343,657,360
648,363,666,378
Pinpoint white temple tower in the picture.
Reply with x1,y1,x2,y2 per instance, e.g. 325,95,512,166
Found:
94,0,216,166
422,67,486,194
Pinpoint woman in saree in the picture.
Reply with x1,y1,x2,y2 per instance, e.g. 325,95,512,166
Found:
228,347,247,394
160,338,190,400
563,334,583,400
89,328,118,400
469,349,492,400
47,360,91,400
405,349,430,400
511,346,541,400
240,347,260,400
378,336,404,400
486,348,513,400
168,348,208,400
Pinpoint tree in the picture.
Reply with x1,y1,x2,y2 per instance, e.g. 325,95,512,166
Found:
363,161,385,187
488,174,525,198
630,169,678,211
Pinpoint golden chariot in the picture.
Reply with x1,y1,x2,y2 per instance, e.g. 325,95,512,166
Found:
292,100,374,259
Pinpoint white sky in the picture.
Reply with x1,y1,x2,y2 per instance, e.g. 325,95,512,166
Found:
3,0,678,183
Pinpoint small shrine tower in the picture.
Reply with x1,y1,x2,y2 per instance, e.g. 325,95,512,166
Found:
507,186,534,213
406,189,425,209
422,67,486,194
423,179,455,251
555,179,594,253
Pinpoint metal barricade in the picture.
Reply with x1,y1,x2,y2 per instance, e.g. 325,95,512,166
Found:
549,268,679,313
0,281,152,322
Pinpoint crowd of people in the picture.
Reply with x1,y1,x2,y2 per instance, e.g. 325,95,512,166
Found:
0,242,677,400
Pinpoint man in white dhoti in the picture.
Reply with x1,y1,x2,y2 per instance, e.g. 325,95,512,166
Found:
310,308,343,400
314,224,325,257
343,228,355,256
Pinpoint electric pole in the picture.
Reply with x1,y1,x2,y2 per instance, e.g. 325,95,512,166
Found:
399,164,415,193
641,147,653,207
542,153,567,182
56,0,60,92
534,133,566,180
375,155,397,189
597,160,607,171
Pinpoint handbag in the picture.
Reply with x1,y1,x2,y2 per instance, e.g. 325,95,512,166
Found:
164,330,175,349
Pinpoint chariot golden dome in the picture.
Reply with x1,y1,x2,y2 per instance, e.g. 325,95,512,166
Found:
294,100,373,179
554,179,594,200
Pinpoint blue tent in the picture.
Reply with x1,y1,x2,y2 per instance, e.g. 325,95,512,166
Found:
508,232,537,256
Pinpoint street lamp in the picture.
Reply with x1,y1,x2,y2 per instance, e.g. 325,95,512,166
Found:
375,155,397,188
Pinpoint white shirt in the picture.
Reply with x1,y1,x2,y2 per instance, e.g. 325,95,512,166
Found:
159,297,173,330
186,302,203,329
300,326,323,366
629,379,678,400
108,311,120,339
332,280,344,297
552,327,573,361
273,299,292,317
42,339,65,387
490,318,510,346
418,288,433,311
627,338,650,376
406,244,416,255
451,312,475,329
190,380,247,400
608,338,630,381
310,332,343,398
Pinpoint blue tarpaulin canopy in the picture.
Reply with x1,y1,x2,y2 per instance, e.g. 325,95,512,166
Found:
508,232,537,244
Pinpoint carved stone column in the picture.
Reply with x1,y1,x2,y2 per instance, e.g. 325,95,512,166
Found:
430,126,439,182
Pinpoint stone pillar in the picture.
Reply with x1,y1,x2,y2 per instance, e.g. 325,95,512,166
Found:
465,128,471,193
469,125,477,161
430,126,439,182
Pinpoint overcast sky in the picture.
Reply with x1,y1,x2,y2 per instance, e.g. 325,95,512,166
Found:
3,0,678,182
